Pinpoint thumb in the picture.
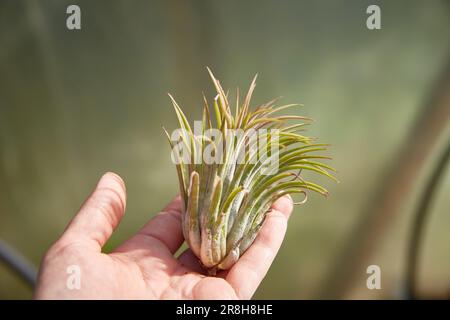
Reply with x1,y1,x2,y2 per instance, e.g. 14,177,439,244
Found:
59,172,127,251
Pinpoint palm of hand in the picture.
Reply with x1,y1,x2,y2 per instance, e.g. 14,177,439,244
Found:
34,173,292,300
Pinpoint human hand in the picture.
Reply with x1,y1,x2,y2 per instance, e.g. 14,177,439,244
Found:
34,172,293,299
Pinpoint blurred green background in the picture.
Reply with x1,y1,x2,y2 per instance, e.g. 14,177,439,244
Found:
1,0,450,299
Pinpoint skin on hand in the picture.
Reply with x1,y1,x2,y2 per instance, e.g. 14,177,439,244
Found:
34,172,293,300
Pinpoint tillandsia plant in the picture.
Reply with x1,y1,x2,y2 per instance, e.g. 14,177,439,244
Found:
164,68,336,274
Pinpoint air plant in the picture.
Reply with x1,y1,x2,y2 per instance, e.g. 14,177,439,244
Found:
164,68,336,274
